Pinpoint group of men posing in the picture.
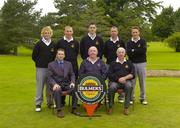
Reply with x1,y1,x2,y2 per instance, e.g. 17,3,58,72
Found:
32,23,147,118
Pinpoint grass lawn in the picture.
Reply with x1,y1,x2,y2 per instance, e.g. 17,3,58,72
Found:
0,43,180,128
147,42,180,70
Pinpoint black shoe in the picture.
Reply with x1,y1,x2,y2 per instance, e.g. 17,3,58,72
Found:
71,109,80,116
57,110,64,118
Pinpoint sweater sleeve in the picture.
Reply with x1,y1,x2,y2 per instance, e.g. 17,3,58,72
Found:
32,42,39,62
80,37,86,59
108,63,119,82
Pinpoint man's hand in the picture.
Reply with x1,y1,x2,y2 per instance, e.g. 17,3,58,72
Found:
53,84,60,91
118,77,126,84
70,83,75,88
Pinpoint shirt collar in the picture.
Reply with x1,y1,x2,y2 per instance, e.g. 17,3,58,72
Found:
57,59,64,64
87,57,99,64
116,58,126,64
88,33,96,40
110,37,119,43
131,37,140,43
63,36,73,42
42,37,51,46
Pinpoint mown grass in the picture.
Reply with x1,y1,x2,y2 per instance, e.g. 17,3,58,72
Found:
147,42,180,70
0,43,180,128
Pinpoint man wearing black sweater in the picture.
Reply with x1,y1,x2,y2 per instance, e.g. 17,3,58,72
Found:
126,26,148,105
104,26,125,65
107,47,134,115
56,26,79,79
56,26,79,106
32,26,56,112
80,23,104,59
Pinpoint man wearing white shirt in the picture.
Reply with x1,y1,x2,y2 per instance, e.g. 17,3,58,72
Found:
80,23,104,60
32,26,56,112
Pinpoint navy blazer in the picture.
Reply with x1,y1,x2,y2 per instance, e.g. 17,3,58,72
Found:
48,60,75,87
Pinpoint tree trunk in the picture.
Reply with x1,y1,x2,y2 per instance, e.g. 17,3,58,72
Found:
13,47,18,55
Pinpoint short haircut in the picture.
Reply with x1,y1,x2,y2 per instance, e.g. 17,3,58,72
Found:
64,26,73,31
41,26,53,37
56,48,65,54
111,26,118,30
88,22,96,27
116,47,126,54
131,26,140,31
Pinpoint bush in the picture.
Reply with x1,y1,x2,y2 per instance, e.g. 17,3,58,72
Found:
164,32,180,52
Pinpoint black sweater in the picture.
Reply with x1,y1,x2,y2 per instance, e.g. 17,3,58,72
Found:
108,60,135,82
80,35,104,59
56,38,79,62
104,38,125,64
32,39,56,68
126,38,147,63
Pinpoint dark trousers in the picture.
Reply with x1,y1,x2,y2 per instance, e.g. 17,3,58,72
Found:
53,86,78,110
108,81,132,109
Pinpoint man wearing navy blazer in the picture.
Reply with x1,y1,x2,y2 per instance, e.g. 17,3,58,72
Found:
48,48,80,118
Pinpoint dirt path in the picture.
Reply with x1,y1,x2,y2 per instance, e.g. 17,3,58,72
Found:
147,70,180,77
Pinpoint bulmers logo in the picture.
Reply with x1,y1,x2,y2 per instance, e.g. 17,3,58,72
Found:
75,74,106,104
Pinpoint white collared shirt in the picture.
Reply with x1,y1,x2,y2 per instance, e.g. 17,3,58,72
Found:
131,37,140,43
64,36,73,42
110,36,119,43
87,57,99,64
42,37,51,46
88,33,96,40
116,58,126,64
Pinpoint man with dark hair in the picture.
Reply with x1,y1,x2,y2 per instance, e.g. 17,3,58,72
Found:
48,49,80,118
80,23,104,59
126,26,148,105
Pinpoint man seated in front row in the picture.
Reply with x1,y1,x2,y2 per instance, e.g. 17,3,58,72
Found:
48,48,80,118
107,47,135,115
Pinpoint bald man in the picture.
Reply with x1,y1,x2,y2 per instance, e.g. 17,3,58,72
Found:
79,46,107,80
107,47,135,115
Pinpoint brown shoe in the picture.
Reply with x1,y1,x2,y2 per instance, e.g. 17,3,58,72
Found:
107,108,112,115
57,110,64,118
123,108,129,115
71,109,80,116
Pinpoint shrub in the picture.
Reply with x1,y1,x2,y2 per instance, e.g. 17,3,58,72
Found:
164,32,180,52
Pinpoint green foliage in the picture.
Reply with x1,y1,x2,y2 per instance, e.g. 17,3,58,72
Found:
164,32,180,52
173,8,180,32
152,7,175,40
0,0,40,54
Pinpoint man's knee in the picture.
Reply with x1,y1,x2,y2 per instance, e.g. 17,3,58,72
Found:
108,82,118,91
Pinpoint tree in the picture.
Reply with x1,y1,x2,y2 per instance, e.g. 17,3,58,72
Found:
0,0,40,54
78,0,111,39
98,0,161,42
164,32,180,52
173,8,180,32
151,7,175,40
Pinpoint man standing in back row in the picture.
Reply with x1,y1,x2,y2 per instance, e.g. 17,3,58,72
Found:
80,23,104,59
126,26,148,105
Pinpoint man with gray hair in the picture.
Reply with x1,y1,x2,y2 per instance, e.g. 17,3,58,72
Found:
107,47,135,115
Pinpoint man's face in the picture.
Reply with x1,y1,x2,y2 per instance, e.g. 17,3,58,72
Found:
56,51,65,61
88,24,97,35
64,27,73,39
111,28,118,38
131,29,140,39
43,30,51,40
88,47,98,59
117,49,125,60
